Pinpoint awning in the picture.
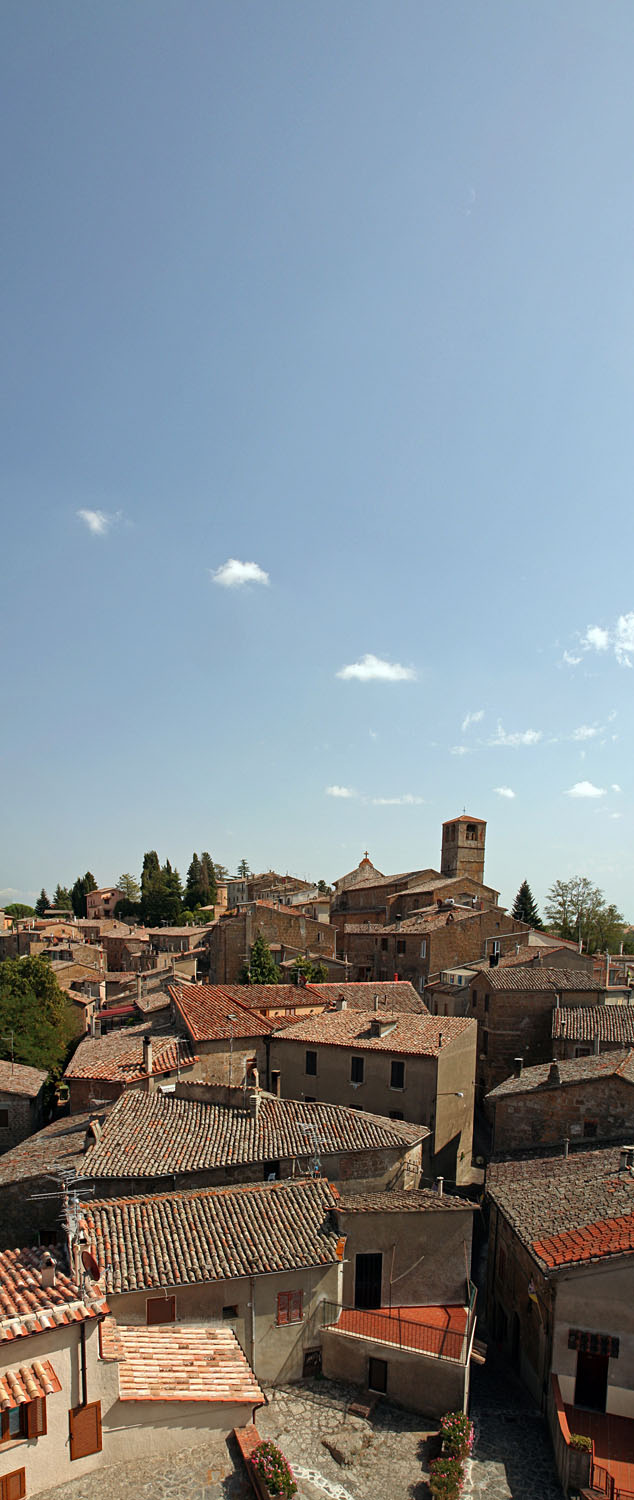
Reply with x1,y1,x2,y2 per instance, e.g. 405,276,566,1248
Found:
0,1360,62,1410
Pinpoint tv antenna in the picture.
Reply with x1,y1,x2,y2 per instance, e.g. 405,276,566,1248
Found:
302,1123,325,1178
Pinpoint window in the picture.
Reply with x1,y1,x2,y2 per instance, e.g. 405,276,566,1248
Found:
482,1032,488,1056
305,1096,316,1103
420,940,427,958
69,1401,102,1461
146,1296,176,1325
472,991,478,1009
396,940,406,955
0,1110,8,1129
0,1470,26,1500
390,1059,405,1090
380,938,388,952
351,1056,364,1085
222,1305,238,1319
263,1160,280,1180
583,1119,598,1138
305,1050,317,1076
484,994,489,1013
466,823,478,842
1,1399,46,1444
277,1290,303,1325
389,1110,404,1120
368,1357,387,1393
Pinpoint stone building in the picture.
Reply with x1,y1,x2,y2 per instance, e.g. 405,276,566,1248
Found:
486,1051,634,1154
205,902,337,983
85,887,121,920
468,965,603,1102
552,1004,634,1060
169,981,274,1085
0,1060,48,1152
268,1010,476,1184
343,906,529,991
63,1022,197,1113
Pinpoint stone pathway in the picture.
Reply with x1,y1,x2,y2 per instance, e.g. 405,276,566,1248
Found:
468,1358,564,1499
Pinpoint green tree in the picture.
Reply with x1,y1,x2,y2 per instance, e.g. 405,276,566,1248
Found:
213,862,229,883
545,877,625,953
4,903,35,920
53,884,72,910
239,932,279,984
0,956,74,1074
511,880,543,929
116,873,141,903
237,859,251,879
71,871,98,918
185,853,204,909
317,880,330,896
35,890,49,917
288,956,329,984
200,852,217,905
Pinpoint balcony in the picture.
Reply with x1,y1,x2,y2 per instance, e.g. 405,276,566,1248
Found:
321,1286,476,1365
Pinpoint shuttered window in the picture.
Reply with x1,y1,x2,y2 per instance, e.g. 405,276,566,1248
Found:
276,1290,303,1326
146,1296,176,1325
26,1399,46,1439
69,1402,102,1461
1,1399,46,1444
0,1470,26,1500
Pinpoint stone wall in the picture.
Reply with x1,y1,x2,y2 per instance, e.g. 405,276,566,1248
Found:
492,1075,634,1153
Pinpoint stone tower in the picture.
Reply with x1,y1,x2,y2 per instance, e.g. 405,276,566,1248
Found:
440,814,486,885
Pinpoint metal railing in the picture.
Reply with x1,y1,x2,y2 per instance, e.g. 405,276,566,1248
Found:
591,1456,634,1500
320,1299,474,1364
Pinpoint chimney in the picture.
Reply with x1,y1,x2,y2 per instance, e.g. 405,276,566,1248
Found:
515,943,520,955
136,974,142,1004
84,1118,102,1151
91,1016,101,1039
40,1253,56,1289
248,1088,261,1123
563,1137,570,1159
436,1176,444,1197
374,994,379,1013
594,1034,600,1056
620,1147,630,1173
547,1062,561,1086
514,1057,523,1078
143,1034,153,1075
337,994,348,1011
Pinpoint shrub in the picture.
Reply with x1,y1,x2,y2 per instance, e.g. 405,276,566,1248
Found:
251,1440,297,1498
570,1433,592,1452
429,1453,464,1499
440,1410,475,1460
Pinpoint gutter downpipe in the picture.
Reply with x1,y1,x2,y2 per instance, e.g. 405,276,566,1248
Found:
80,1323,88,1407
249,1276,256,1372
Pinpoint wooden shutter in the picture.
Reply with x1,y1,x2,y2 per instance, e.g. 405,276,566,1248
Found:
0,1469,26,1500
69,1401,102,1461
290,1290,303,1322
26,1398,46,1438
146,1296,176,1326
277,1291,289,1325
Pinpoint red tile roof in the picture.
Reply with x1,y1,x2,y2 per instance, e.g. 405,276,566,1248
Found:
478,965,601,993
307,982,429,1014
0,1359,62,1409
0,1246,109,1345
487,1050,634,1099
272,1010,475,1057
64,1022,197,1082
553,1006,634,1044
169,983,275,1041
534,1212,634,1269
487,1143,634,1270
0,1061,48,1097
100,1321,264,1406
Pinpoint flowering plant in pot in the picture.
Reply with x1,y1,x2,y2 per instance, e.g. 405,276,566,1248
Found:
440,1411,474,1460
429,1454,464,1499
251,1440,297,1498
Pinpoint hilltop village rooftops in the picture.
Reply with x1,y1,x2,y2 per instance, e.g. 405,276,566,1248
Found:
272,1010,474,1057
0,1060,48,1097
553,1006,634,1044
307,981,429,1012
487,1143,634,1271
79,1088,427,1181
81,1177,343,1292
487,1050,634,1099
335,1188,474,1213
169,982,275,1041
100,1321,265,1407
0,1246,109,1344
474,965,601,993
64,1022,197,1082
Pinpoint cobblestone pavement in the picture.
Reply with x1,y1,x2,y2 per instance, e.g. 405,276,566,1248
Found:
33,1358,564,1500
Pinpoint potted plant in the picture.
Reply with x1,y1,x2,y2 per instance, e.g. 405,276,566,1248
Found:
568,1433,592,1490
250,1440,297,1499
429,1454,465,1499
440,1411,474,1461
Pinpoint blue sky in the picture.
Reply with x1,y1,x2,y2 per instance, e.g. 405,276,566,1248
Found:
2,1,633,916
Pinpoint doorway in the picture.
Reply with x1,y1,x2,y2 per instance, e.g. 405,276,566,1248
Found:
354,1253,383,1309
574,1351,609,1412
368,1357,387,1394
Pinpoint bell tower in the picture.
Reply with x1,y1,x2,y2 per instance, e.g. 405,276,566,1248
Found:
441,815,486,884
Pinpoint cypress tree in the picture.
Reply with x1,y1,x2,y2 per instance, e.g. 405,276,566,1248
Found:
239,932,279,984
35,890,49,917
512,880,543,929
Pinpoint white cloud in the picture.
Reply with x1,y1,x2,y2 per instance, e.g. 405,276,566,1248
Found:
461,709,484,733
489,723,542,748
565,781,606,799
337,654,417,683
372,794,425,806
325,785,356,799
211,558,270,588
609,812,622,820
369,729,378,740
574,614,634,668
77,508,114,536
571,725,601,741
612,783,622,793
494,786,516,799
562,650,583,666
450,745,471,756
582,625,610,652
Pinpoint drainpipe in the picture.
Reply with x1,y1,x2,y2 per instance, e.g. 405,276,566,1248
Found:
79,1324,88,1407
249,1276,256,1372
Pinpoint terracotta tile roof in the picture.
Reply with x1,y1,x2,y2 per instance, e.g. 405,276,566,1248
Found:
553,1006,634,1044
384,910,486,934
335,1188,474,1213
0,1111,105,1189
81,1178,343,1291
343,924,389,935
487,1143,634,1270
533,1212,634,1269
80,1089,426,1181
100,1320,264,1406
0,1246,109,1344
64,1022,197,1082
487,1050,634,1099
217,984,325,1012
478,965,601,993
169,983,275,1041
272,1010,475,1057
0,1061,48,1097
307,982,429,1014
0,1359,62,1409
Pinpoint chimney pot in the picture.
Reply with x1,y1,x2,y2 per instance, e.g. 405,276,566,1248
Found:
514,1057,523,1078
436,1176,444,1197
143,1034,153,1074
548,1062,561,1086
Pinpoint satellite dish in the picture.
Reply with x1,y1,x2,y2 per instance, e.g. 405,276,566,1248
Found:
81,1250,100,1281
